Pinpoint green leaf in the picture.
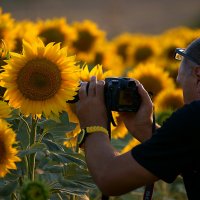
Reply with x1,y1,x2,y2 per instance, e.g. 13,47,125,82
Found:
2,172,20,182
59,153,87,166
19,143,47,157
13,119,30,149
42,138,65,152
58,179,89,195
63,163,93,183
49,152,86,167
0,180,18,197
43,165,63,173
51,187,86,196
59,111,70,124
39,119,76,142
48,152,68,163
111,133,132,151
37,156,50,169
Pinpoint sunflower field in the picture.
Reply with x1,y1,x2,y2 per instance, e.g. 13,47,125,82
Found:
0,7,199,200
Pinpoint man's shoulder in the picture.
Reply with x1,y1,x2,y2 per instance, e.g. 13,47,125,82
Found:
171,100,200,119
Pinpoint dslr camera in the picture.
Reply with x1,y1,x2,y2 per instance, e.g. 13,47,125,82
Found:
68,77,141,112
104,77,141,112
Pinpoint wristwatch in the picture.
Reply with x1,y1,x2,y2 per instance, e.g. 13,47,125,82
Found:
78,126,109,147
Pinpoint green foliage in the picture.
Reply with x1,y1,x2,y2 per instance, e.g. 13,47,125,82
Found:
0,111,96,200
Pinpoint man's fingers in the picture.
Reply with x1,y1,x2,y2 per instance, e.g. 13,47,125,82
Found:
79,82,88,100
137,82,152,105
88,76,97,97
96,80,105,101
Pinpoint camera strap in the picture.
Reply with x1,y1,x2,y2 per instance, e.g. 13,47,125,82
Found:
108,109,117,128
143,184,154,200
143,111,156,200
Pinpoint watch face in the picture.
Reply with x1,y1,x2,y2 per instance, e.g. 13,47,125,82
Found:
77,129,87,146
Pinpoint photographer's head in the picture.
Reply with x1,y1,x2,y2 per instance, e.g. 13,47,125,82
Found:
175,38,200,104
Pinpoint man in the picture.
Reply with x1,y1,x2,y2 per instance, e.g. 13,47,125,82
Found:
76,38,200,200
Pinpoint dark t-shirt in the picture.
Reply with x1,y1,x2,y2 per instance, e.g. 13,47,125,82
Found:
131,100,200,200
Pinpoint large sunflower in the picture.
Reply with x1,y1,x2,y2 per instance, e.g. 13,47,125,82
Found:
0,38,80,117
0,119,21,178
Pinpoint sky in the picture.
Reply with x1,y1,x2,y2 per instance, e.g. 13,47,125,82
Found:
1,0,200,38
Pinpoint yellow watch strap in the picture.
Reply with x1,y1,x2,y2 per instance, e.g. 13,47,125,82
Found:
78,126,109,148
85,126,109,135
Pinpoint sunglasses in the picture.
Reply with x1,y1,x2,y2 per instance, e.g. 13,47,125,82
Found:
175,48,199,65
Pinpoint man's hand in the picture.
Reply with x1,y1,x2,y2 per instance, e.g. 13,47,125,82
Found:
76,76,108,129
120,81,154,142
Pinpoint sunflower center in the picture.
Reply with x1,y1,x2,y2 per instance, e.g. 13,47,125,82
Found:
73,30,96,52
139,76,163,98
165,46,176,60
0,137,6,164
94,52,104,65
117,44,128,62
13,38,23,54
39,28,65,45
161,95,183,110
134,46,153,63
17,58,62,101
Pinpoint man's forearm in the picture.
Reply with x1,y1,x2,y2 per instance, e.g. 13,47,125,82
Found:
83,131,158,196
84,132,119,192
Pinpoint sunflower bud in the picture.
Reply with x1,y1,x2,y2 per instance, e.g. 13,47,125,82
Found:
21,180,50,200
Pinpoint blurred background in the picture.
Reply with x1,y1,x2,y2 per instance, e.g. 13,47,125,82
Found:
1,0,200,38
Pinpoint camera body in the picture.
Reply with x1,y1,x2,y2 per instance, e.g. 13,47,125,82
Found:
67,77,141,112
104,77,141,112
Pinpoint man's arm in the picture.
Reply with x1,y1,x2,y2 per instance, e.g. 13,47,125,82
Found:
76,76,159,196
84,132,158,196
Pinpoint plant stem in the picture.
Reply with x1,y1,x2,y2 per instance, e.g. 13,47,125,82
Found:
57,193,63,200
70,195,76,200
38,130,48,143
29,116,38,181
18,114,31,133
11,193,18,200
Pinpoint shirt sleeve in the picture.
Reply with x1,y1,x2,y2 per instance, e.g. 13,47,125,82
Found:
131,101,200,183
